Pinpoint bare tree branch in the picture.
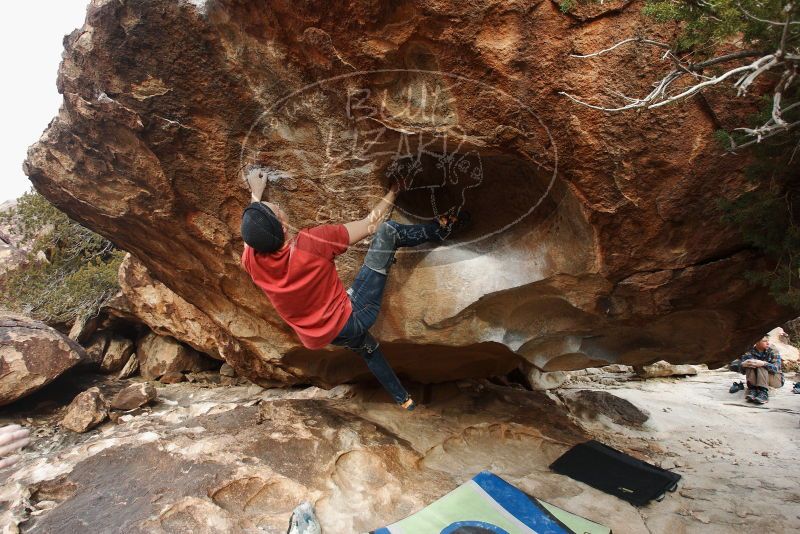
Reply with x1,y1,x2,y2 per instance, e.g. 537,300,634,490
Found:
772,69,793,126
560,2,799,150
569,37,671,59
737,0,800,26
559,53,781,111
731,119,800,150
734,55,780,95
692,50,769,69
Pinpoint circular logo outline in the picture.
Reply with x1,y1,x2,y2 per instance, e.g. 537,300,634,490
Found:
239,69,559,254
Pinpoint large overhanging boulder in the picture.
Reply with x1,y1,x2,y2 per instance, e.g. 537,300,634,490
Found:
23,0,788,385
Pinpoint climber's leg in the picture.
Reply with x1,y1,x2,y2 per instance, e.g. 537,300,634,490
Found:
361,220,442,275
352,333,410,405
346,264,387,330
351,217,470,328
347,220,441,329
330,324,412,407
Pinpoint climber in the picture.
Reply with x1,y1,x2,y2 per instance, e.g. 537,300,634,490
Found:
739,336,783,405
239,166,469,411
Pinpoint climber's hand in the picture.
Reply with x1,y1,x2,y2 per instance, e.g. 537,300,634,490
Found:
390,175,411,195
244,167,269,202
0,424,30,469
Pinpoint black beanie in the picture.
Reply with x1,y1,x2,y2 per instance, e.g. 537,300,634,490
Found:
241,202,285,253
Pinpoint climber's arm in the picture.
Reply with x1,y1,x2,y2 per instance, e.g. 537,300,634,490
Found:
344,185,398,245
244,168,268,202
765,350,781,374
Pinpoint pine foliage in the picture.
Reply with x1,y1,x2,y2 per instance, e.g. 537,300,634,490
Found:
0,190,123,324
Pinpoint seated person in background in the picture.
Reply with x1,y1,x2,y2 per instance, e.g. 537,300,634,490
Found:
740,336,782,405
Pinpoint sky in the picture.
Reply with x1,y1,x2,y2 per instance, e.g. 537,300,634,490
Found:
0,1,90,203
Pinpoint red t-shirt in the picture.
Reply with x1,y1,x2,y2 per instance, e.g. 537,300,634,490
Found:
241,224,352,349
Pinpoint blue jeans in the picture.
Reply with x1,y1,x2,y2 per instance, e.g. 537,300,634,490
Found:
331,220,444,404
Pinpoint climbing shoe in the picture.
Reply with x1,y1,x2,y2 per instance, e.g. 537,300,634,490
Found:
792,382,800,394
729,381,744,393
753,389,769,405
745,388,757,402
435,209,472,240
400,397,416,411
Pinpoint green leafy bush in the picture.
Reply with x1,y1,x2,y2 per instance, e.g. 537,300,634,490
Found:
560,0,577,13
0,190,123,325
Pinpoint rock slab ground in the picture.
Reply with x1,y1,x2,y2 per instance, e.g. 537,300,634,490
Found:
0,369,798,533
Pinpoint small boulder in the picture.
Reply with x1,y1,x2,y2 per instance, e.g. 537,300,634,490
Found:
159,371,185,384
526,367,567,390
101,336,135,373
0,313,85,406
110,382,157,411
638,360,698,378
83,331,112,367
219,363,235,377
117,353,140,379
61,387,108,433
767,326,799,363
99,290,138,323
136,332,215,380
601,364,632,374
67,314,98,344
561,390,649,427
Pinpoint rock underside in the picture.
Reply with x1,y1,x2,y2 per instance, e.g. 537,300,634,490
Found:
23,0,790,385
